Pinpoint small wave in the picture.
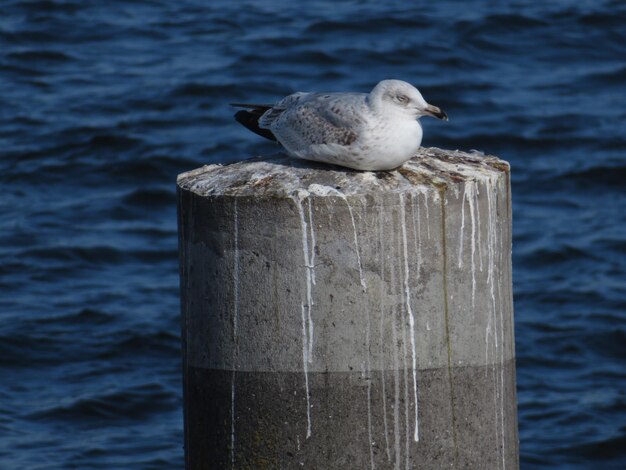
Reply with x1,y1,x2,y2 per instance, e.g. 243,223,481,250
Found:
586,329,626,360
7,0,82,14
119,226,175,237
583,65,626,86
579,11,626,28
261,35,310,48
521,245,594,267
20,246,125,264
274,50,341,66
434,132,589,152
169,83,239,98
305,16,429,34
34,308,115,326
516,354,582,370
132,248,178,263
18,243,176,266
0,29,58,44
7,50,74,62
521,321,579,334
28,383,178,422
121,188,176,208
480,13,548,29
86,134,143,149
555,433,626,460
5,132,144,169
0,331,69,366
454,13,547,34
0,63,46,77
96,331,179,359
557,164,626,189
106,158,179,182
594,237,626,256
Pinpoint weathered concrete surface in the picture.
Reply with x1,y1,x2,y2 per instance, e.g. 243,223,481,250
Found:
177,147,518,469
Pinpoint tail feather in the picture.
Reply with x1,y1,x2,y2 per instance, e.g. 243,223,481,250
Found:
231,104,277,142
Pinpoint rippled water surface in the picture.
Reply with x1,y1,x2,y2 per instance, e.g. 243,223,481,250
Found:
1,0,625,468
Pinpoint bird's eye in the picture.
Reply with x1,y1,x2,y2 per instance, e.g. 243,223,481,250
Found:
396,95,409,104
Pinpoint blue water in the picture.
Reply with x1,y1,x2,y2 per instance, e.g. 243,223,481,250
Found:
1,0,624,468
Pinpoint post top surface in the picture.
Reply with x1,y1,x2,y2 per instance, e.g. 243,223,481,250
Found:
177,147,509,198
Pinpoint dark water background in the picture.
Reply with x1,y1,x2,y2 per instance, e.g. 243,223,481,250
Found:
1,0,625,468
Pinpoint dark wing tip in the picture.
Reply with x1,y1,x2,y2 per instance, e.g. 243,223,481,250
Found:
234,109,277,142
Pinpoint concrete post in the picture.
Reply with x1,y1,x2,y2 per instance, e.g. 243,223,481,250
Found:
177,147,518,469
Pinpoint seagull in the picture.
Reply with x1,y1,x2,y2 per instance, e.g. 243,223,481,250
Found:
232,79,447,171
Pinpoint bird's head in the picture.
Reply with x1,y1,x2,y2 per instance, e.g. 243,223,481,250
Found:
370,79,448,121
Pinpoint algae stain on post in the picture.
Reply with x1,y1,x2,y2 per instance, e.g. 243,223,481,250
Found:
487,176,507,470
483,175,506,469
495,177,507,470
439,185,460,467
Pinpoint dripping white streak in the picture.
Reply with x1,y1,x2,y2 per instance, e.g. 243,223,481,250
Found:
458,184,466,268
301,304,312,438
468,183,477,313
294,192,315,439
364,362,375,470
400,310,410,469
364,215,375,470
410,193,422,282
231,199,240,468
400,194,419,442
391,304,401,470
424,195,431,239
363,200,375,470
341,194,367,292
417,194,422,269
411,194,426,338
378,202,392,462
307,199,317,286
485,317,491,383
476,185,484,272
233,200,240,337
380,328,392,462
294,192,314,361
230,371,236,468
486,179,497,348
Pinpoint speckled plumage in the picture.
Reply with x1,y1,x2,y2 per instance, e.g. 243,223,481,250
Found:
234,80,447,171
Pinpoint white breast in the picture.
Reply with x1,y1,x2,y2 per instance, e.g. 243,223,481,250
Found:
356,118,423,170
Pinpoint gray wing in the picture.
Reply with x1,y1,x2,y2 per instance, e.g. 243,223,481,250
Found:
259,92,369,153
